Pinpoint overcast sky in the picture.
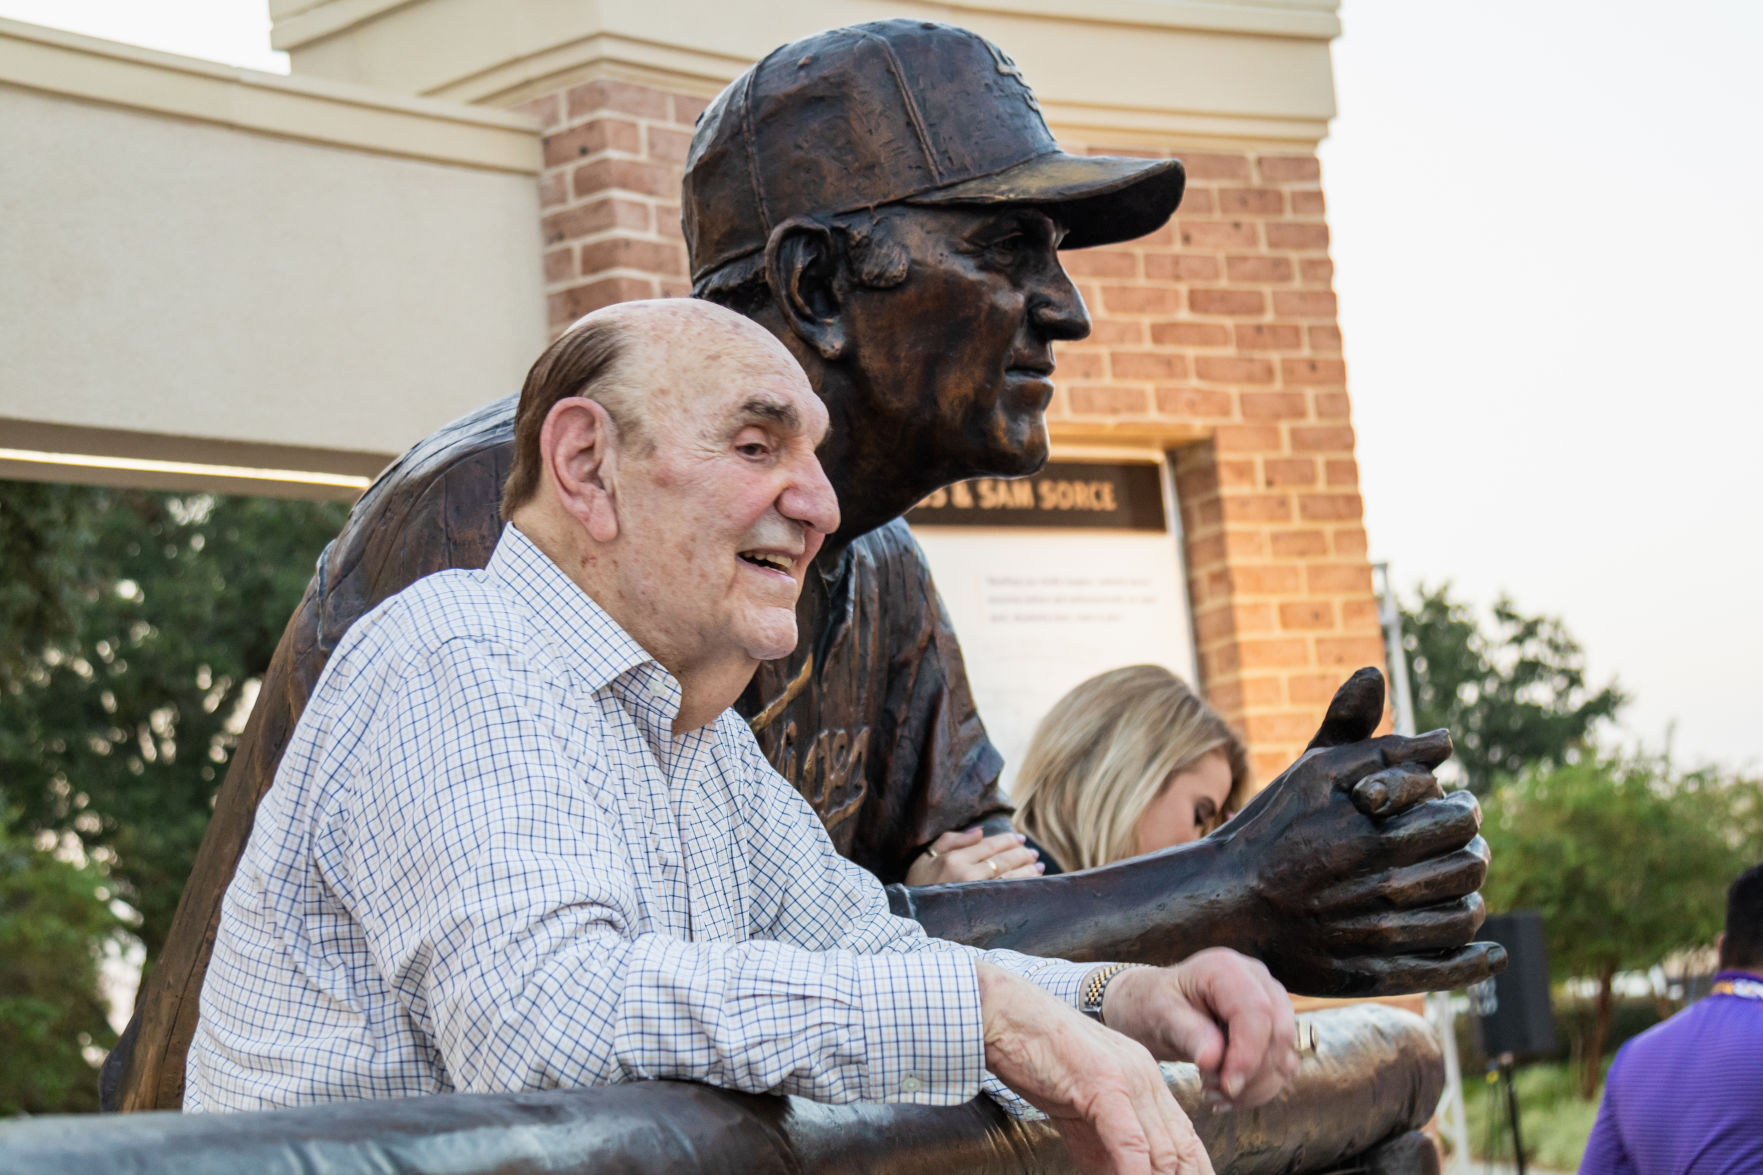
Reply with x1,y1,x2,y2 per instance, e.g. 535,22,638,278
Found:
1321,0,1762,772
3,0,1757,771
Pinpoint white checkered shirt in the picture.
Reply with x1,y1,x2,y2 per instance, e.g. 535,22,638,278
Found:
185,525,1095,1114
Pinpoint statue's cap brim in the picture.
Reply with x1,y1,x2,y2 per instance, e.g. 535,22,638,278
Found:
905,151,1187,251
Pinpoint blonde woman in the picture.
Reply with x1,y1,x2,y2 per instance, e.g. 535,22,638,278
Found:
907,665,1250,882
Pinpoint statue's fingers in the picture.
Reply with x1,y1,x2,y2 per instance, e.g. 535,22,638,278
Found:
1349,763,1444,818
1379,728,1453,771
1366,791,1483,867
1310,836,1490,914
1332,941,1509,995
1303,667,1386,751
1300,729,1453,798
1322,894,1486,954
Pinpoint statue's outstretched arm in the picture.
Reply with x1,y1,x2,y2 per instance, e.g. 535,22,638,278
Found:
891,669,1505,998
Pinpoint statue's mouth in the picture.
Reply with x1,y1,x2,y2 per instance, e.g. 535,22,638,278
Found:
1002,366,1055,410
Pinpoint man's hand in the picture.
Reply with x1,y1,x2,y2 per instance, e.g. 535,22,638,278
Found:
1099,949,1298,1110
977,963,1213,1175
1219,667,1505,996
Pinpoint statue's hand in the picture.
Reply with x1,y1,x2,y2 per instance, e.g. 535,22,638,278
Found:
1220,668,1505,997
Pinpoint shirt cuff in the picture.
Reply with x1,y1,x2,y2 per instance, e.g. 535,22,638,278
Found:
853,950,987,1105
1023,956,1105,1009
980,950,1105,1011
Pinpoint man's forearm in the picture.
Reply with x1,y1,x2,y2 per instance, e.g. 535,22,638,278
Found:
888,836,1257,965
431,929,998,1104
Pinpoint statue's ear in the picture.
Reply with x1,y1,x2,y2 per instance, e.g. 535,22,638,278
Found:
764,216,848,361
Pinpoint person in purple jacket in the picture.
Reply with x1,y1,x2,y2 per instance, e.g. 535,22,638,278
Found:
1580,861,1763,1175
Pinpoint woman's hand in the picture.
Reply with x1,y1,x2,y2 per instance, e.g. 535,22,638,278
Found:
905,827,1043,885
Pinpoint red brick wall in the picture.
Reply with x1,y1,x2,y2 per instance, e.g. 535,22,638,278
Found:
510,77,1383,783
1049,143,1384,781
511,79,702,330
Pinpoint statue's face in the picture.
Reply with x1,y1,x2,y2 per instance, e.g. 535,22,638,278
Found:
842,205,1091,478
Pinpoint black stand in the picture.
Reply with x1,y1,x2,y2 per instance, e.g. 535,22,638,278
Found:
1496,1052,1526,1175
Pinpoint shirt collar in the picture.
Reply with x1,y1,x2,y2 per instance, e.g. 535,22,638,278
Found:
487,523,658,696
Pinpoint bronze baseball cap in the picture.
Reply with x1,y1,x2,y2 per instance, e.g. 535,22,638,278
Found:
683,19,1186,283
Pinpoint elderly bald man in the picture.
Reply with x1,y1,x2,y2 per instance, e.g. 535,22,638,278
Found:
183,301,1298,1175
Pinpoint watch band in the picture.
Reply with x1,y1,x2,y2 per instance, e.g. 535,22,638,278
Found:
1080,963,1144,1025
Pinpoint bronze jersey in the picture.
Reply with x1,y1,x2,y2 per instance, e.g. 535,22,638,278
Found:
740,518,1009,884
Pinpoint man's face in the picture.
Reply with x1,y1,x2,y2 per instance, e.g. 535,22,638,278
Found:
612,327,838,670
842,205,1090,478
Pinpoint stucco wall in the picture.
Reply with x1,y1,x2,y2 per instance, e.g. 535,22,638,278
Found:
0,19,548,495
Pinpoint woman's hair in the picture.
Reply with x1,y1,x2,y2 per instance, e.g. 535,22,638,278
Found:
1013,664,1251,872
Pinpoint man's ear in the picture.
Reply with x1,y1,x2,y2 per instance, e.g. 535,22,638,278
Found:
541,396,621,543
764,216,847,361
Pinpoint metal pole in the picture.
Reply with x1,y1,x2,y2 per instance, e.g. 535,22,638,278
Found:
1499,1053,1527,1175
1374,562,1473,1175
1374,561,1417,738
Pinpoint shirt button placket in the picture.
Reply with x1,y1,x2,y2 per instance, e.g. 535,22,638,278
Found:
651,806,681,933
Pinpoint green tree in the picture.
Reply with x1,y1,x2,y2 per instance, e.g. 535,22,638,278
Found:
1402,584,1625,793
1481,757,1748,1097
0,481,347,962
0,822,124,1115
0,483,93,680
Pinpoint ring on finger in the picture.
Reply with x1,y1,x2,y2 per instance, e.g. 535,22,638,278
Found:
986,858,1000,878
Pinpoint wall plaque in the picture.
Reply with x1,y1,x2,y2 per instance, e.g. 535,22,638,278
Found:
906,460,1166,531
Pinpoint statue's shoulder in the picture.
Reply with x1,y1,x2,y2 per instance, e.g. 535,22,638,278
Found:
317,396,516,655
847,516,933,575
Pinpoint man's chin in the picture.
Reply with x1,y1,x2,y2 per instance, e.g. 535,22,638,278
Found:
743,615,800,664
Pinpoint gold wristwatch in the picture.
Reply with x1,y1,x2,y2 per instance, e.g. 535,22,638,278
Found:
1080,963,1143,1025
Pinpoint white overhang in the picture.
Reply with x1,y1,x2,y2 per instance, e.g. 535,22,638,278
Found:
0,18,547,500
269,0,1342,150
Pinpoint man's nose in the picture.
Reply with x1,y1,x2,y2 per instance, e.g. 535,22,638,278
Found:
782,457,841,537
1029,259,1091,343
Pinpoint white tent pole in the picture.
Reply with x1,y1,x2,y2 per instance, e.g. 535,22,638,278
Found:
1374,561,1471,1174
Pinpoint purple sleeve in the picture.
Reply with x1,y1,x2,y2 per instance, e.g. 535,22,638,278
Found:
1578,1054,1637,1175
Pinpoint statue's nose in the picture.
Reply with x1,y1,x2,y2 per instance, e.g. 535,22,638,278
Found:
1030,265,1090,342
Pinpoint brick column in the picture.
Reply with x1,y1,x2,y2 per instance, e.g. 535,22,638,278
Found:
510,79,704,332
1049,146,1385,782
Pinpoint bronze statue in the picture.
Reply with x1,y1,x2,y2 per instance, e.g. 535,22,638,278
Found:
108,19,1499,1114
